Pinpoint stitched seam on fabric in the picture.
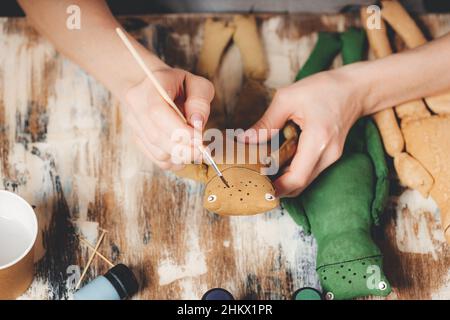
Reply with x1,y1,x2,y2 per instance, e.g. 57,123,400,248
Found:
316,254,383,271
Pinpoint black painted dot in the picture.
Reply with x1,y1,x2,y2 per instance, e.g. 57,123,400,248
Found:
336,271,339,274
348,269,351,272
238,189,242,192
342,276,346,279
363,275,367,279
240,198,243,201
353,273,357,276
324,277,327,280
348,281,352,284
340,265,344,268
247,193,250,196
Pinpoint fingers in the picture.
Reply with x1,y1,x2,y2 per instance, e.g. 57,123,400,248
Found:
274,121,345,197
183,72,214,128
135,135,185,171
125,81,199,156
238,88,292,143
127,112,199,169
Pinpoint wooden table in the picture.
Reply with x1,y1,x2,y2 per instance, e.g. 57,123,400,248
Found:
0,13,449,300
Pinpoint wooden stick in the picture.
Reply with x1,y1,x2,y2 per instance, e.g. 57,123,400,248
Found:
115,28,187,123
115,27,229,187
79,237,114,267
76,230,106,290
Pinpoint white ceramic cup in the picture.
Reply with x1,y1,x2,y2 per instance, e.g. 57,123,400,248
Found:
0,190,37,299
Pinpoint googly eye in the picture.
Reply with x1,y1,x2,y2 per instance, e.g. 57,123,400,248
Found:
378,281,387,291
207,195,217,202
325,292,334,300
265,193,275,201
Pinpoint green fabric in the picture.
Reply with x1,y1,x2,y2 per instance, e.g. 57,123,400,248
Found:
340,28,366,65
295,32,341,81
282,29,391,300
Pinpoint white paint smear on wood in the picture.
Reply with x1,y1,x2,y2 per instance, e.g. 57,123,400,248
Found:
395,189,446,259
230,209,319,295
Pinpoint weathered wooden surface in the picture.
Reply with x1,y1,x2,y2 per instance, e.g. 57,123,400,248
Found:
0,13,449,300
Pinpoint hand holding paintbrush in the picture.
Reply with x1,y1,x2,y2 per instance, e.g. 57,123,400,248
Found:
116,28,229,187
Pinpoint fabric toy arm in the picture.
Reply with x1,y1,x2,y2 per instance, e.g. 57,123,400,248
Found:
282,197,311,235
196,18,235,79
232,15,268,80
361,7,404,157
295,32,341,81
365,119,390,225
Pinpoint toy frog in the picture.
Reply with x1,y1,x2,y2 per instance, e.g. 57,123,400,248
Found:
362,0,450,242
175,15,299,216
283,29,391,300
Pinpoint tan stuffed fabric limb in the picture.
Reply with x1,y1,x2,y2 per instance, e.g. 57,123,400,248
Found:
196,19,235,130
360,7,393,58
361,6,404,157
365,0,450,243
232,15,268,80
394,152,433,197
425,91,450,115
196,19,235,79
401,116,450,242
395,99,431,121
381,0,427,48
372,110,404,157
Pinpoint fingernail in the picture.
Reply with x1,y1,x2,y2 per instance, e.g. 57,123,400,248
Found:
190,113,204,128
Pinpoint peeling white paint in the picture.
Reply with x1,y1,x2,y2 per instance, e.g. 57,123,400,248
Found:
395,189,446,259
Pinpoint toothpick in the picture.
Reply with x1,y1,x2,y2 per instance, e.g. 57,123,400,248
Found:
79,237,114,268
76,230,107,290
115,27,187,123
115,27,229,188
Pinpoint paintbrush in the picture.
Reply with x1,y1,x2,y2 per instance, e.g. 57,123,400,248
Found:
115,28,229,188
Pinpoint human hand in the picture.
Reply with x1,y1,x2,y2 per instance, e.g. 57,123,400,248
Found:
240,69,367,197
123,67,214,171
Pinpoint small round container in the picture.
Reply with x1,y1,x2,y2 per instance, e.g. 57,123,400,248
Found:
74,264,139,300
202,288,234,300
0,191,38,299
292,287,323,300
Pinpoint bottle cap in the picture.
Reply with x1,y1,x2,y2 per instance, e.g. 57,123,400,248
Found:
292,287,323,300
104,264,139,299
202,288,234,300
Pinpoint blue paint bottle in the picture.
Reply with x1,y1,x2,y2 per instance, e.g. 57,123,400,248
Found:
74,264,139,300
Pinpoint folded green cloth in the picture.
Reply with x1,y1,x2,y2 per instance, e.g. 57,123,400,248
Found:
283,28,391,300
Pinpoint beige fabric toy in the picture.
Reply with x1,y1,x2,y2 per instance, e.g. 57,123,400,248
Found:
362,0,450,242
175,16,297,216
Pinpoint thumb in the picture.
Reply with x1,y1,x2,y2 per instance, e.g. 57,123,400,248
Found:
184,72,215,128
238,92,292,143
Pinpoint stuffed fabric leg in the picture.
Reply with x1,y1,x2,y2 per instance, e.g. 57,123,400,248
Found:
283,28,391,300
